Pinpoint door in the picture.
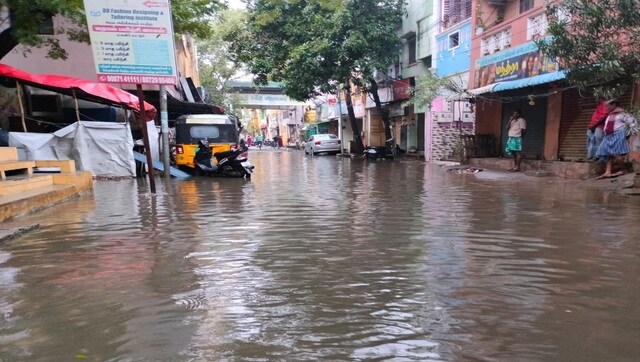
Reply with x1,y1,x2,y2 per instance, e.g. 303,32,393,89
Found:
501,97,547,159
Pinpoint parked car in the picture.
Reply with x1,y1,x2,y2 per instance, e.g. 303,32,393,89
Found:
304,134,341,155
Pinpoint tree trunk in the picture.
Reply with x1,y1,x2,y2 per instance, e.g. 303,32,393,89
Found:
368,78,395,156
343,83,364,154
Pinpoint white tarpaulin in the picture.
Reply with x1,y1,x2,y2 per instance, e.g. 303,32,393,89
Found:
9,121,136,177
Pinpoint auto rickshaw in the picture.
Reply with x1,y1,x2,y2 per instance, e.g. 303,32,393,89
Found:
173,114,242,171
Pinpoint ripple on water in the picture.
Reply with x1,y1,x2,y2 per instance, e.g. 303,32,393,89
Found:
0,152,639,360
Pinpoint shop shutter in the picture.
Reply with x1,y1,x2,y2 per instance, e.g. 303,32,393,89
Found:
501,96,547,159
559,88,633,160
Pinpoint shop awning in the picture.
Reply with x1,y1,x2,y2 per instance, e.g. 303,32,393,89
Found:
468,71,567,95
492,71,567,92
468,84,497,95
0,63,157,119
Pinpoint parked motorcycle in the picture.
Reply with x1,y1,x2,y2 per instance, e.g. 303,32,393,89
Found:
194,140,253,179
363,146,394,160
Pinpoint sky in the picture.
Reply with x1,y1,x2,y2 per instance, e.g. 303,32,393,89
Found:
227,0,246,10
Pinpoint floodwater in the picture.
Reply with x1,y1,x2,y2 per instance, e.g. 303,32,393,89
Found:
1,150,639,361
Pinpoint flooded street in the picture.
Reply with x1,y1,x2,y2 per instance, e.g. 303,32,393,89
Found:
1,149,639,361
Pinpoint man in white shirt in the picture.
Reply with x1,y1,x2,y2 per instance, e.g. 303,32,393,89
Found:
505,110,527,171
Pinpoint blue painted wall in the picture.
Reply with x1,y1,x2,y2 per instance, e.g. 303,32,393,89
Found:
435,21,472,77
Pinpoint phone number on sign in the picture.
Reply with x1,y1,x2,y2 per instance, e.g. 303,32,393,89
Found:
98,74,176,85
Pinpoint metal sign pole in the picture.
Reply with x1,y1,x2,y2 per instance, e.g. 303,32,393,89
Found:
160,85,171,178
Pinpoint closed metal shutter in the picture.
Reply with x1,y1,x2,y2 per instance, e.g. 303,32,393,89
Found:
500,92,547,159
559,88,633,160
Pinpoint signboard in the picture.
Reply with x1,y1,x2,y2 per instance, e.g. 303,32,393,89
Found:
237,93,306,109
83,0,177,85
474,37,557,89
393,79,411,101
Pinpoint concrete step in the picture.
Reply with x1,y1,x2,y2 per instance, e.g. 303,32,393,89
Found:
0,184,79,222
0,174,54,196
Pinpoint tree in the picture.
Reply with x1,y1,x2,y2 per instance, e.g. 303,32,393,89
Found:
0,0,223,60
233,0,403,153
539,0,640,98
197,9,247,113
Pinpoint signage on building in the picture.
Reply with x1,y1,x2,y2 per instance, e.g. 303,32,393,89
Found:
237,93,306,108
83,0,178,85
474,37,558,89
393,79,411,100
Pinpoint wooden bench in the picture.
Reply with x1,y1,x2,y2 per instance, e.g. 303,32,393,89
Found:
0,147,35,180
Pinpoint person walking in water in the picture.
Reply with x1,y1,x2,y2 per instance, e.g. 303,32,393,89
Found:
595,99,637,179
505,110,527,172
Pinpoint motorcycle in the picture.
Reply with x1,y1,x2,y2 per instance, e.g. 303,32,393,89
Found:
194,140,253,179
363,146,394,160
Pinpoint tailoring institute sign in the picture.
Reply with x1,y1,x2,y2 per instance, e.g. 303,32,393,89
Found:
83,0,177,85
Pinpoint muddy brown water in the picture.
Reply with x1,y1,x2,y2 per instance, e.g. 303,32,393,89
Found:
0,150,639,361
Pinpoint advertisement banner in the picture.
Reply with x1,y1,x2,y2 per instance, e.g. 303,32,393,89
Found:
474,38,558,89
393,79,411,101
83,0,177,85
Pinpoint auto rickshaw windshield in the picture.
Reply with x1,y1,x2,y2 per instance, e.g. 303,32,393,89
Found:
176,124,239,144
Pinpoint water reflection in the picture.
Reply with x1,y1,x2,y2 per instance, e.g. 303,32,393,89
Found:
0,150,638,360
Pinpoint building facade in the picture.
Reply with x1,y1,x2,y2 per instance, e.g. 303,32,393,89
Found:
428,1,475,161
468,0,640,162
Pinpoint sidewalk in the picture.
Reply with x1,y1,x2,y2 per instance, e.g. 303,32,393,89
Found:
439,162,640,194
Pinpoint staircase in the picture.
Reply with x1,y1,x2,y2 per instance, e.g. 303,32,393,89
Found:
0,147,93,222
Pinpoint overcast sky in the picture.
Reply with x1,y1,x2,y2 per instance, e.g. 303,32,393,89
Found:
227,0,245,9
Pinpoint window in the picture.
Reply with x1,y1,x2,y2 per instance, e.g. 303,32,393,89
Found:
555,6,571,24
37,17,54,35
190,126,220,140
520,0,534,13
449,32,459,49
481,28,511,56
442,0,472,29
527,13,548,40
417,18,431,59
408,36,416,64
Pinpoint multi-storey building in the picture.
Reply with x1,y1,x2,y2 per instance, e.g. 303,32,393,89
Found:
468,0,639,162
365,0,437,156
428,0,475,161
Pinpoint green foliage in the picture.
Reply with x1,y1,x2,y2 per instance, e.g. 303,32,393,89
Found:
232,0,403,101
3,0,223,59
198,9,247,111
412,72,462,110
539,0,640,94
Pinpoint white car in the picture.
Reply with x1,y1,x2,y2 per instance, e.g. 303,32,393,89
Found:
304,134,342,155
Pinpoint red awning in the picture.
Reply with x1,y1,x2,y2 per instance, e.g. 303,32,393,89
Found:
0,63,157,120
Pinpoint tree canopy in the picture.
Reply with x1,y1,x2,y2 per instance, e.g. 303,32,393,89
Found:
198,9,247,113
233,0,403,101
1,0,224,59
539,0,640,97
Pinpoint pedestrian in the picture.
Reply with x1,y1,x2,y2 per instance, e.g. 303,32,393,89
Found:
595,99,637,179
256,133,264,148
587,97,608,161
505,110,526,172
247,134,253,147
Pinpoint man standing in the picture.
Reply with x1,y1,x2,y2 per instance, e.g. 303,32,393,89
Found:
505,110,527,172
